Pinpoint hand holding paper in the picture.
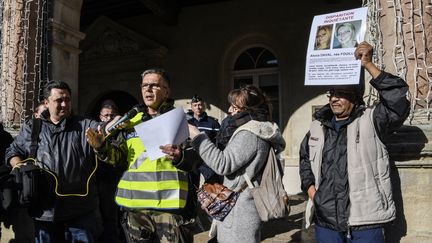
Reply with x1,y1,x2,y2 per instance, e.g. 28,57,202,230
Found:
159,144,182,161
354,42,381,79
134,107,189,160
354,41,373,65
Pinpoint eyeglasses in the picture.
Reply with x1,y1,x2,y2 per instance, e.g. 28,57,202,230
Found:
337,30,352,37
141,83,166,90
100,113,116,119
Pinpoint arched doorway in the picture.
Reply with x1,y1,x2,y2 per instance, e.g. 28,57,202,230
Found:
87,90,139,119
231,46,280,125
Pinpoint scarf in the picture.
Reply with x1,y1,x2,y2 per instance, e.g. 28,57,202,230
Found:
215,108,269,150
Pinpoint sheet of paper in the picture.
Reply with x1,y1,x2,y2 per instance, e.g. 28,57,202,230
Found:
304,7,368,86
134,107,189,160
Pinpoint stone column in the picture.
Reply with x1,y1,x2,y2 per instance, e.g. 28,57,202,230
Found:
0,0,53,129
0,0,25,128
379,0,431,113
366,1,432,242
51,0,84,112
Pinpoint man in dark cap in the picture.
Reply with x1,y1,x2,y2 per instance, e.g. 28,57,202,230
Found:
187,95,220,143
187,95,220,181
299,41,410,242
326,85,364,122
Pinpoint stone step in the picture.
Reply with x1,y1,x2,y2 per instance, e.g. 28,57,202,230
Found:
194,194,308,242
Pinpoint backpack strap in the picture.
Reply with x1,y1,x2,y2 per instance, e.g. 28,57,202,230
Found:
238,163,264,192
241,146,275,190
242,174,255,189
29,118,42,158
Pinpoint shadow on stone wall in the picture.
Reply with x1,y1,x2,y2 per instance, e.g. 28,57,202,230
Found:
384,159,407,243
384,125,428,161
383,125,428,243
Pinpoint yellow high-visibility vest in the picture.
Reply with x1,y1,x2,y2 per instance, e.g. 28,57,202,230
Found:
115,112,189,209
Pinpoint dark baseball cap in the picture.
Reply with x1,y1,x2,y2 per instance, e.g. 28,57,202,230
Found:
328,85,363,103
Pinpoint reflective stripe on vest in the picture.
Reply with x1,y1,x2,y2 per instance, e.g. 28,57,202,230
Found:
115,112,189,209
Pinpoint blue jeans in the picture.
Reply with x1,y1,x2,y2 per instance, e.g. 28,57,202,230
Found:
315,225,384,243
35,210,101,243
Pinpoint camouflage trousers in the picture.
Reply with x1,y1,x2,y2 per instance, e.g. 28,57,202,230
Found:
120,209,195,243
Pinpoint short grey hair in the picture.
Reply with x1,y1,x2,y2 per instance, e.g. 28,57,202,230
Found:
141,68,171,87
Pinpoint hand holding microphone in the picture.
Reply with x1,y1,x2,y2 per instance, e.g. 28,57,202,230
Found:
106,105,145,134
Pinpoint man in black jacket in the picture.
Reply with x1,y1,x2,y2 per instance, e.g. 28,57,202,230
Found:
187,95,220,182
0,123,13,160
187,95,220,143
299,42,410,242
0,123,13,239
6,81,101,242
1,122,36,243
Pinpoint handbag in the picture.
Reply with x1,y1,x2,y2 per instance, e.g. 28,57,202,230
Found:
4,118,55,217
11,161,54,216
196,182,240,221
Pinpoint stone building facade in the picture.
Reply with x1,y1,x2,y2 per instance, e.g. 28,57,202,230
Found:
0,0,430,241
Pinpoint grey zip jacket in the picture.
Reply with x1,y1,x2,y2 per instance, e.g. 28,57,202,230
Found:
191,120,285,243
306,108,395,228
300,71,410,230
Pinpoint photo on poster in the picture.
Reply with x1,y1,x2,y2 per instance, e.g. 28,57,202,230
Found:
304,7,368,86
333,20,362,49
314,24,333,50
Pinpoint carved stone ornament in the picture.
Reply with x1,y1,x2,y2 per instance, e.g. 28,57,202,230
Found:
80,16,167,62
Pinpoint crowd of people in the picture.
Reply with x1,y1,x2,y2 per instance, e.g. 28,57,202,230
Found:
0,41,409,243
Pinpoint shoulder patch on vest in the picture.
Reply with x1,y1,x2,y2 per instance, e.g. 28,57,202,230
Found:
126,131,138,140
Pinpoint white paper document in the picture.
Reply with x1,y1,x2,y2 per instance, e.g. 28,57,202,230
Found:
134,107,189,160
304,7,368,86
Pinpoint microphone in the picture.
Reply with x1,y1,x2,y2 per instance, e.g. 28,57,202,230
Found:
107,105,145,133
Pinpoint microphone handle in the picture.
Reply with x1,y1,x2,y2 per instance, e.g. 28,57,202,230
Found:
106,105,144,133
107,115,129,133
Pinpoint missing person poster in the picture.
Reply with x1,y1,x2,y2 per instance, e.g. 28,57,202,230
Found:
304,7,368,85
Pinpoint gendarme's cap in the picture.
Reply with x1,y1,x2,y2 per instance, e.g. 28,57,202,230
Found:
191,94,203,103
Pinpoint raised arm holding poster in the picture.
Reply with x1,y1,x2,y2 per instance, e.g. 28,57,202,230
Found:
305,7,368,86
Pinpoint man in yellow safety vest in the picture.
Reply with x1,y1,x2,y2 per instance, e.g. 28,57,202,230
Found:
86,68,199,242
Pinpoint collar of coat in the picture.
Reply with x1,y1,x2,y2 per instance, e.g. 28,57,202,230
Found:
313,103,366,129
141,98,175,122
